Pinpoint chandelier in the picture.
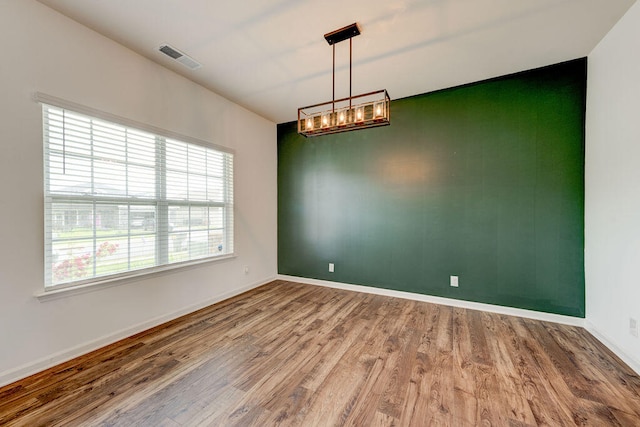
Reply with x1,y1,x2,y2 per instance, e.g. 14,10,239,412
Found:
298,23,390,137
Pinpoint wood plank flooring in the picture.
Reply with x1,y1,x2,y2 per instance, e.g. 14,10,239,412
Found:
1,280,639,426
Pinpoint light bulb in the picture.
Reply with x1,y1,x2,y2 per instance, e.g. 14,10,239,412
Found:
306,118,313,129
339,112,345,123
356,108,363,121
322,115,329,127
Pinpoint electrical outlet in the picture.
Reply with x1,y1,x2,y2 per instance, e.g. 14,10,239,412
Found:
329,263,334,273
630,318,638,338
450,275,459,287
243,265,249,275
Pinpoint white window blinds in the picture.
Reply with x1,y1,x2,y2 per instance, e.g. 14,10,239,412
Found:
42,102,234,289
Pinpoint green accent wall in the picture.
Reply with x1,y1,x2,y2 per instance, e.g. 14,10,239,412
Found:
278,58,586,317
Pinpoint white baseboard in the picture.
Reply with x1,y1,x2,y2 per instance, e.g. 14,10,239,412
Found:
279,275,640,376
277,275,585,327
8,276,635,389
0,277,275,388
584,321,640,376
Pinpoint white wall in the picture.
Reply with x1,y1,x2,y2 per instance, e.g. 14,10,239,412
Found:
586,1,640,374
0,0,277,386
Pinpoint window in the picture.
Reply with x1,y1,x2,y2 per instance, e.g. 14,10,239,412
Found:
42,101,234,289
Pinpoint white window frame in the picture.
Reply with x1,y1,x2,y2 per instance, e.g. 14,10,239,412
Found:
37,93,235,293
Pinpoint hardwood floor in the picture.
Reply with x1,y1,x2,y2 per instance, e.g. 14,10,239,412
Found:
1,280,639,426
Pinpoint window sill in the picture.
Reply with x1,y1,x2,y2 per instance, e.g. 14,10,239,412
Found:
35,254,236,302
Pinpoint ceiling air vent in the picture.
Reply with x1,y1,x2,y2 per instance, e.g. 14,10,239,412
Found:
158,44,202,70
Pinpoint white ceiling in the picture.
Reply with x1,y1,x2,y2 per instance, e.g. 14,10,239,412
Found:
37,0,636,124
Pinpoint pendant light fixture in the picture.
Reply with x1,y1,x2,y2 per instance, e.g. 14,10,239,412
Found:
298,23,390,137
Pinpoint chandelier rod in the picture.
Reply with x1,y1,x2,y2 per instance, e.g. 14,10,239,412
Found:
350,37,353,110
332,44,335,113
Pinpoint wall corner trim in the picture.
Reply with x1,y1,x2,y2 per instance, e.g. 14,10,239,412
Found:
584,321,640,376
